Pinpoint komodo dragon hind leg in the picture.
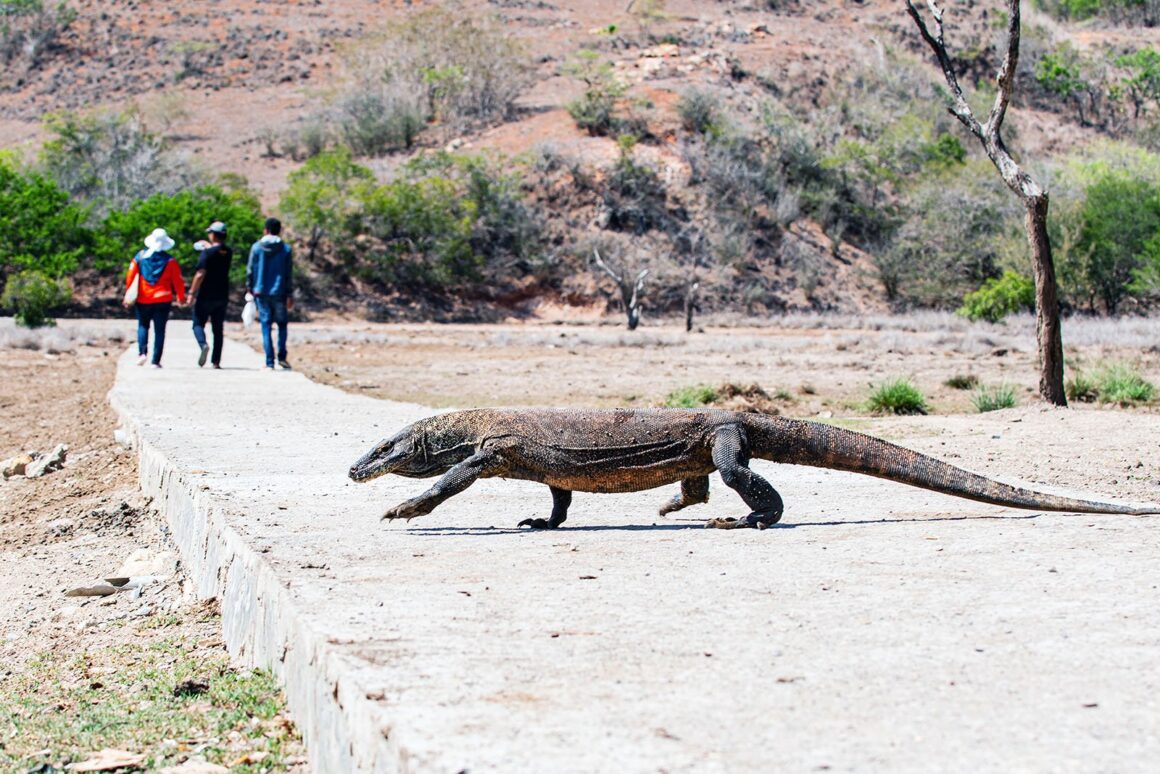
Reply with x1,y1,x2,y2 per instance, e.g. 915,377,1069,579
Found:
705,425,784,530
518,486,572,530
658,476,710,516
383,450,502,523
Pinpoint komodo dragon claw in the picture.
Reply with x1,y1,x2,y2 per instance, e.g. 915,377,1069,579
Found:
517,517,557,529
706,512,782,530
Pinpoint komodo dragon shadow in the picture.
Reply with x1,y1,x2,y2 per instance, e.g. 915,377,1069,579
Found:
403,513,1041,536
348,408,1160,530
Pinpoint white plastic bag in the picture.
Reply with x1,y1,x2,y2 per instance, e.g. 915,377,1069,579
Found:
122,277,139,308
242,292,257,328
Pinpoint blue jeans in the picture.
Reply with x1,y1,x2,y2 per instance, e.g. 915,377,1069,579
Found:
192,300,227,366
255,295,288,367
135,302,172,365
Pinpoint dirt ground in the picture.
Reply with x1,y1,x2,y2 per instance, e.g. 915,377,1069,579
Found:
3,313,1160,768
0,321,306,771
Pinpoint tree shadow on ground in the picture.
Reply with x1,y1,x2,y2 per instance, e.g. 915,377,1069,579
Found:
405,512,1040,535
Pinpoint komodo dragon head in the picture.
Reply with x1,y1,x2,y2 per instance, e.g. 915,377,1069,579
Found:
348,415,474,482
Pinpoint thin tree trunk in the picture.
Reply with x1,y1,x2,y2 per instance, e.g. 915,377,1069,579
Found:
906,0,1067,406
1026,195,1066,405
684,280,699,333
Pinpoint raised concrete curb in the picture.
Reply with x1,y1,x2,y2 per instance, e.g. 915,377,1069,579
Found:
109,332,1160,772
109,338,412,771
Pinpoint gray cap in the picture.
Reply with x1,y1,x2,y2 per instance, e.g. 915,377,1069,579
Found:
206,221,227,234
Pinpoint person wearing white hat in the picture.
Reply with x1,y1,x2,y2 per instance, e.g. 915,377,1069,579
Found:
123,227,187,368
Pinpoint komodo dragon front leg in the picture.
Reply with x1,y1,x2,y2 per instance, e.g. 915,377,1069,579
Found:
705,425,784,530
382,450,505,522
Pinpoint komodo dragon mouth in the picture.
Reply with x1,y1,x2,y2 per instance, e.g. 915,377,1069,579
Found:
349,440,416,482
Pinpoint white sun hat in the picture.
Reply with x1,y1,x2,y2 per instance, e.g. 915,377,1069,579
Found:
143,228,176,252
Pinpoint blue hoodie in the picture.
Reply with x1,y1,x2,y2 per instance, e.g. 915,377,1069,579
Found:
247,235,293,297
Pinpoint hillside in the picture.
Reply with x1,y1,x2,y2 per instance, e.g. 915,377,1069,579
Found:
2,0,1160,320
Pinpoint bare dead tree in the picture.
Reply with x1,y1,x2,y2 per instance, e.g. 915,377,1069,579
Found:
905,0,1066,405
592,248,648,330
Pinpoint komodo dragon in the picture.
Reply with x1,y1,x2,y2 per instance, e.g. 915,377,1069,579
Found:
347,408,1159,529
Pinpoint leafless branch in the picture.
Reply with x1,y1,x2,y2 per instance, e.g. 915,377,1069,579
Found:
903,1,983,138
592,248,623,284
592,248,648,330
986,0,1021,136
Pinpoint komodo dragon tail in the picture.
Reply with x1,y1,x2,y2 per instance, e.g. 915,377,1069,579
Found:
744,415,1159,515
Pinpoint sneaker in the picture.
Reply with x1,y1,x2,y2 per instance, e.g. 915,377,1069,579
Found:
277,358,292,370
212,363,221,370
265,365,275,370
137,354,147,366
151,363,162,369
198,344,209,367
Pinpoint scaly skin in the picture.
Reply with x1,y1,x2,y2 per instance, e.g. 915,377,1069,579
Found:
348,408,1160,529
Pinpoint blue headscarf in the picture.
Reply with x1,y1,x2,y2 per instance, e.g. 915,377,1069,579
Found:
135,250,172,285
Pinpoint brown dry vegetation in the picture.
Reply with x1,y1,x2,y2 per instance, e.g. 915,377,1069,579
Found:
5,1,1160,322
0,323,305,771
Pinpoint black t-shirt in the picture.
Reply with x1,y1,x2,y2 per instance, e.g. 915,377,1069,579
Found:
195,244,233,305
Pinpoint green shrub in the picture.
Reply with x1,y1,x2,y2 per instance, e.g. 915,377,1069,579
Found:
327,9,530,154
866,378,928,415
334,89,426,157
1095,363,1156,405
1067,363,1156,405
971,384,1018,413
386,11,531,129
565,50,629,137
1065,371,1099,402
602,135,670,234
356,175,479,285
1118,47,1160,119
281,150,541,289
1036,0,1160,25
1035,47,1089,101
371,153,541,285
944,374,980,390
677,88,722,136
958,271,1035,323
664,384,718,408
920,133,967,169
1073,172,1160,314
2,269,71,327
95,182,264,284
280,147,375,258
0,153,91,281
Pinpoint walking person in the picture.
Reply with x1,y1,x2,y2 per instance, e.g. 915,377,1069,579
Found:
189,221,233,369
247,217,294,370
124,228,186,368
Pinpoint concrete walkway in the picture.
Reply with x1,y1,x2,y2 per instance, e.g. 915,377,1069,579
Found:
110,333,1160,772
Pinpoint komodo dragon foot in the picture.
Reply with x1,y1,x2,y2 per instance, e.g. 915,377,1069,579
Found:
705,511,782,530
517,517,560,529
382,499,433,522
517,487,571,530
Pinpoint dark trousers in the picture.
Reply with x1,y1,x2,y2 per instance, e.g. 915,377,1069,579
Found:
192,300,227,365
135,302,172,365
255,295,288,367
